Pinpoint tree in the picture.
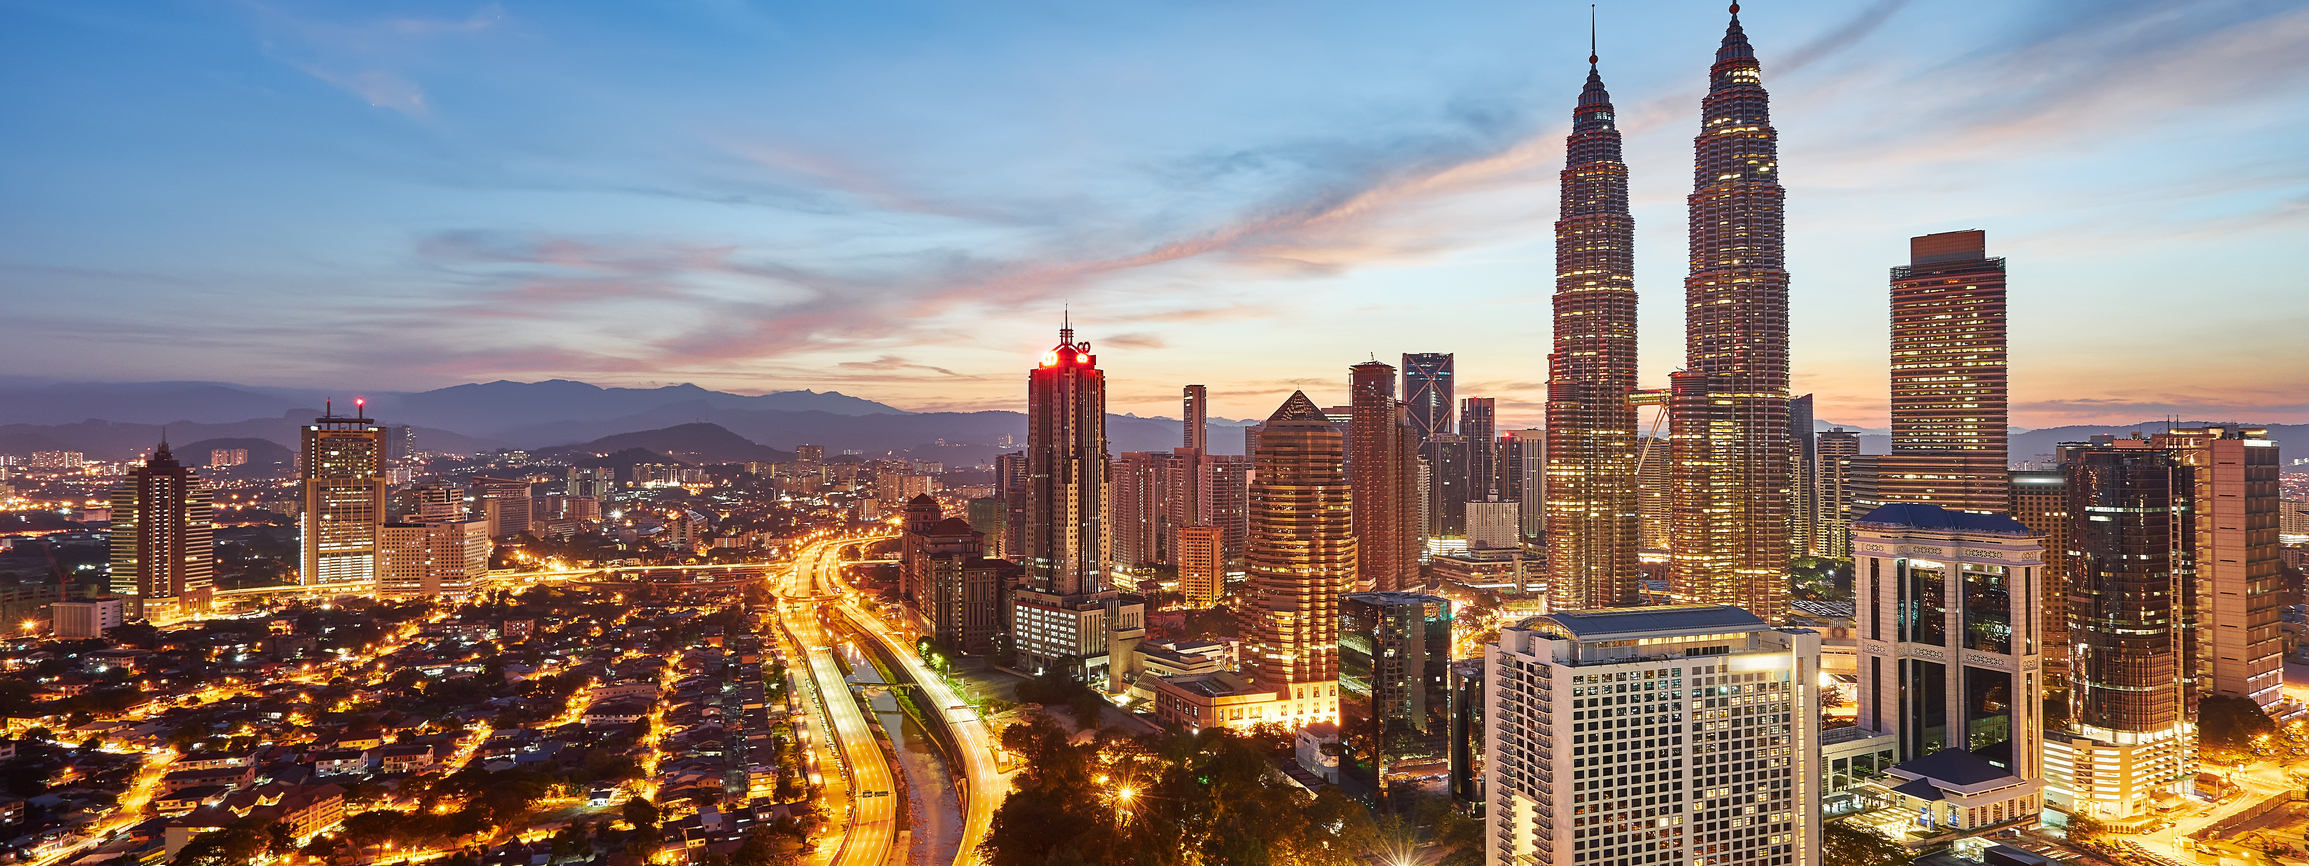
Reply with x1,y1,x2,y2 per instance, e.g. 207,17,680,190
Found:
1822,821,1911,866
2201,696,2277,749
623,796,662,830
176,819,272,866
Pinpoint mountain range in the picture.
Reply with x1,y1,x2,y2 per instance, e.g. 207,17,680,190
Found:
0,378,2296,469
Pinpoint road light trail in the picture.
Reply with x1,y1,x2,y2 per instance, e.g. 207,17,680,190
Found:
775,536,900,866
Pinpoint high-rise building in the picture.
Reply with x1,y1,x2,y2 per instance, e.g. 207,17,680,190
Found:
377,515,489,600
300,405,386,588
1183,384,1209,455
1463,397,1498,500
1205,456,1253,562
1012,322,1142,685
1244,391,1354,728
1339,591,1453,805
1815,430,1860,558
1506,429,1547,541
966,496,1010,560
995,451,1029,559
1024,322,1108,597
471,477,533,538
2156,426,2283,712
1484,606,1823,866
109,441,214,620
1875,231,2009,513
795,444,825,464
2007,471,2070,684
1109,451,1176,568
1403,353,1456,443
1546,45,1643,612
1350,362,1424,592
1177,525,1226,608
1850,504,2047,831
51,598,125,640
2045,440,2197,819
911,516,1008,656
1668,7,1791,622
1786,395,1816,556
1426,434,1470,538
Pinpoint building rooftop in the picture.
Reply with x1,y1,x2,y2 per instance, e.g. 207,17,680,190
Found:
1892,748,2016,787
1532,604,1767,641
1853,503,2034,536
1341,591,1449,606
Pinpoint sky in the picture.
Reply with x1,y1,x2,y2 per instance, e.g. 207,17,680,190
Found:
2,0,2305,430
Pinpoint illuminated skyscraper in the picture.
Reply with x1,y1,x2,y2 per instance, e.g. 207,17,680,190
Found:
1545,44,1642,611
1024,322,1108,596
1670,6,1791,622
2047,439,2197,818
301,402,386,588
1012,321,1143,684
1402,353,1455,443
1877,230,2009,513
1350,362,1424,592
1245,391,1353,727
108,441,214,620
2156,426,2283,713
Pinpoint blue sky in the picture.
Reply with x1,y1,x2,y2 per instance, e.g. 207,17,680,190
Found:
2,0,2304,428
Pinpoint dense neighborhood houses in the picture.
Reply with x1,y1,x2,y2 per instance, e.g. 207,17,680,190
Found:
1,581,819,866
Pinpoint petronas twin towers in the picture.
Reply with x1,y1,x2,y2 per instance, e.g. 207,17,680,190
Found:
1546,5,1789,620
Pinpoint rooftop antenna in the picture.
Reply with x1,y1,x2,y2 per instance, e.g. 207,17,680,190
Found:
1590,4,1598,67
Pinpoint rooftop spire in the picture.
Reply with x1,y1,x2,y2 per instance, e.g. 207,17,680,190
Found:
1589,5,1598,68
1059,304,1074,347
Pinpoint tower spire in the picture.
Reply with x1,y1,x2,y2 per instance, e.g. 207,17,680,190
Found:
1589,4,1598,68
1059,304,1075,347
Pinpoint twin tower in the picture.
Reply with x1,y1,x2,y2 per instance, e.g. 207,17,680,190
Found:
1545,6,1791,619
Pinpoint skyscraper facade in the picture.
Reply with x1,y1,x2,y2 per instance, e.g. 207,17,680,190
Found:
1669,7,1791,622
1545,47,1643,612
1245,391,1354,727
2046,440,2197,818
1850,504,2047,831
1025,323,1109,596
2157,426,2283,712
1012,323,1144,683
1426,434,1470,538
1177,525,1226,608
1786,395,1816,555
1484,606,1823,866
1815,430,1860,558
1878,231,2009,513
1350,362,1424,592
1506,429,1547,541
2007,471,2070,685
108,442,214,621
1183,384,1209,455
1402,353,1456,443
1462,397,1498,501
300,405,386,588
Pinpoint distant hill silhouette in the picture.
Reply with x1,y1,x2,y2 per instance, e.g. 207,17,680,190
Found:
0,378,902,434
536,422,794,465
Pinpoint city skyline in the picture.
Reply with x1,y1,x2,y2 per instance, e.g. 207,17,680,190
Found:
5,2,2306,428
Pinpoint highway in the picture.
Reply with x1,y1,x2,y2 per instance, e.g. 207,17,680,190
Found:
776,537,900,866
832,594,1005,866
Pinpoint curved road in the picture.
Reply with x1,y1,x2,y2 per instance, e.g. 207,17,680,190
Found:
777,538,898,866
794,534,1007,866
